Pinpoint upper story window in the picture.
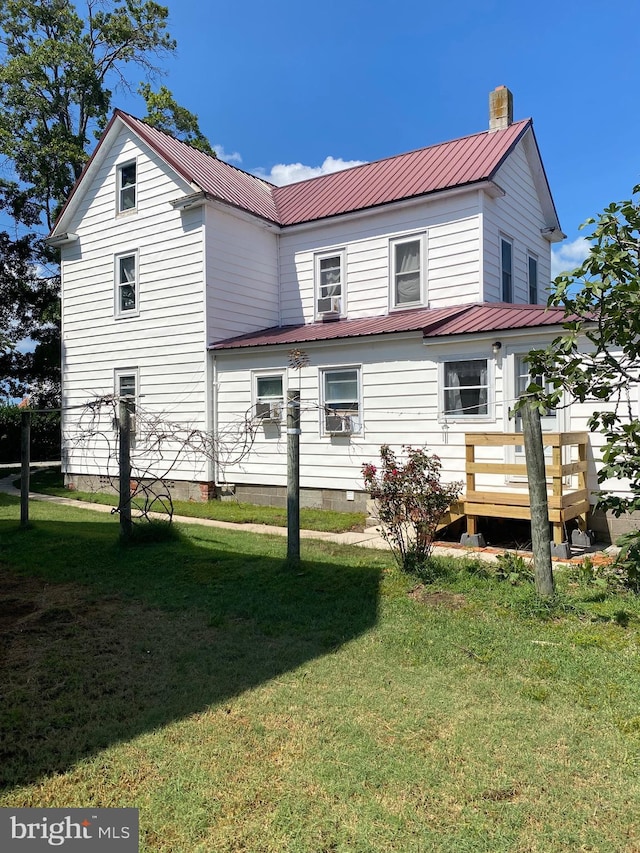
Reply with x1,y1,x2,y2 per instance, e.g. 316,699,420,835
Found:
501,237,513,303
528,253,538,304
115,251,138,317
391,234,424,308
117,161,137,213
322,367,361,435
254,373,285,422
315,250,345,317
441,359,489,419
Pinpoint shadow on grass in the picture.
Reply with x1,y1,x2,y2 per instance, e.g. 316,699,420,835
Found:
0,510,381,790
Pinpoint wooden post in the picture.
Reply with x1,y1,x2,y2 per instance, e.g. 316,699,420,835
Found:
119,399,132,540
20,410,31,528
465,439,478,535
287,390,301,564
521,401,554,597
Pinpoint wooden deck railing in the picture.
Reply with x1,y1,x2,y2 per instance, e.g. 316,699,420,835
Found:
463,432,590,544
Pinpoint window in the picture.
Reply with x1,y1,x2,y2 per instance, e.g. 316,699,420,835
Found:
391,235,424,307
528,254,538,304
115,252,138,316
255,374,284,421
117,161,137,213
442,359,489,418
322,368,361,434
501,237,513,303
114,369,138,434
316,250,344,316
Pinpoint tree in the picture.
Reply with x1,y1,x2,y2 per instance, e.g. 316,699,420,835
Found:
0,0,211,402
527,183,640,538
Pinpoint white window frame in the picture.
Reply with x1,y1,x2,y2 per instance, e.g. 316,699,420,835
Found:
116,159,137,214
315,249,346,319
527,252,538,305
114,368,139,435
320,366,362,436
438,357,493,423
390,232,426,310
114,250,139,318
500,235,513,303
252,371,286,423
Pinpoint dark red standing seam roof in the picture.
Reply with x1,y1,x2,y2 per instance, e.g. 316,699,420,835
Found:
210,304,568,351
51,111,532,234
271,120,530,225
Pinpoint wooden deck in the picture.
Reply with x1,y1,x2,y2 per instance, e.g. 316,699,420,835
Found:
457,432,590,544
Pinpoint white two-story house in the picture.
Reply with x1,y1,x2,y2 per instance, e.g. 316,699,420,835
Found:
49,86,625,540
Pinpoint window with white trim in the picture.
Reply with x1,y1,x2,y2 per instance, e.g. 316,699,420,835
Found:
115,251,138,316
117,161,137,213
322,368,361,434
528,253,538,304
391,234,424,308
501,237,513,303
315,250,344,317
115,369,138,435
254,373,284,422
442,359,489,418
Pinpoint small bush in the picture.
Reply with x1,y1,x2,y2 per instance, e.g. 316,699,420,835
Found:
494,551,534,585
363,444,462,572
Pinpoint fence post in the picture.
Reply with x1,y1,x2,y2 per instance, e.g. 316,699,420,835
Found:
20,410,31,528
521,400,554,597
287,390,301,564
119,399,132,540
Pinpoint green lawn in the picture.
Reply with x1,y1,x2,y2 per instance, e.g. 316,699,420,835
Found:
1,494,640,851
22,466,367,533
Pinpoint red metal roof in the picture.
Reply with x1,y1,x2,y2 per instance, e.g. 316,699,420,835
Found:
272,120,530,225
117,112,280,222
114,113,531,228
210,303,567,350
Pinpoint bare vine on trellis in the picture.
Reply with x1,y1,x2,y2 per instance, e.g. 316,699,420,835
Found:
62,395,261,524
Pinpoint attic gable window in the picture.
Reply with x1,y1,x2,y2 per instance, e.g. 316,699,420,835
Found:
117,161,137,213
115,251,138,317
528,254,538,304
391,234,425,308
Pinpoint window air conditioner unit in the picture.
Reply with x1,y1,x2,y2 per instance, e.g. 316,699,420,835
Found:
326,413,354,434
317,296,341,319
256,402,282,422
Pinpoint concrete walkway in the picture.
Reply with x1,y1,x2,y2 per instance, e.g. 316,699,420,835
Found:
0,466,614,566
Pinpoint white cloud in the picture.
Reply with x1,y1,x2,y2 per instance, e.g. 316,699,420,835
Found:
254,155,367,186
213,144,242,164
551,237,590,278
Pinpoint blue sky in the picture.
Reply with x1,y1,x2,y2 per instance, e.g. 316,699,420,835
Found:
114,1,638,276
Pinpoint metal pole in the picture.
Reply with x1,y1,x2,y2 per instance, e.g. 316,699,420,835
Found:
287,390,301,564
521,400,554,597
20,410,31,528
119,399,132,540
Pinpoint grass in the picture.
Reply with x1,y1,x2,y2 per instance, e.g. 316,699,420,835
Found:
2,494,640,851
21,466,367,533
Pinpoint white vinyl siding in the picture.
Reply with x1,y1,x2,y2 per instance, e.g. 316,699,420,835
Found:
483,138,551,304
278,195,482,325
60,125,210,483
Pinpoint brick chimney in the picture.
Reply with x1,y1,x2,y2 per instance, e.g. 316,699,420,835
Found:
489,85,513,132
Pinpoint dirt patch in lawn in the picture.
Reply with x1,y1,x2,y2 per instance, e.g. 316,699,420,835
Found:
408,586,467,609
